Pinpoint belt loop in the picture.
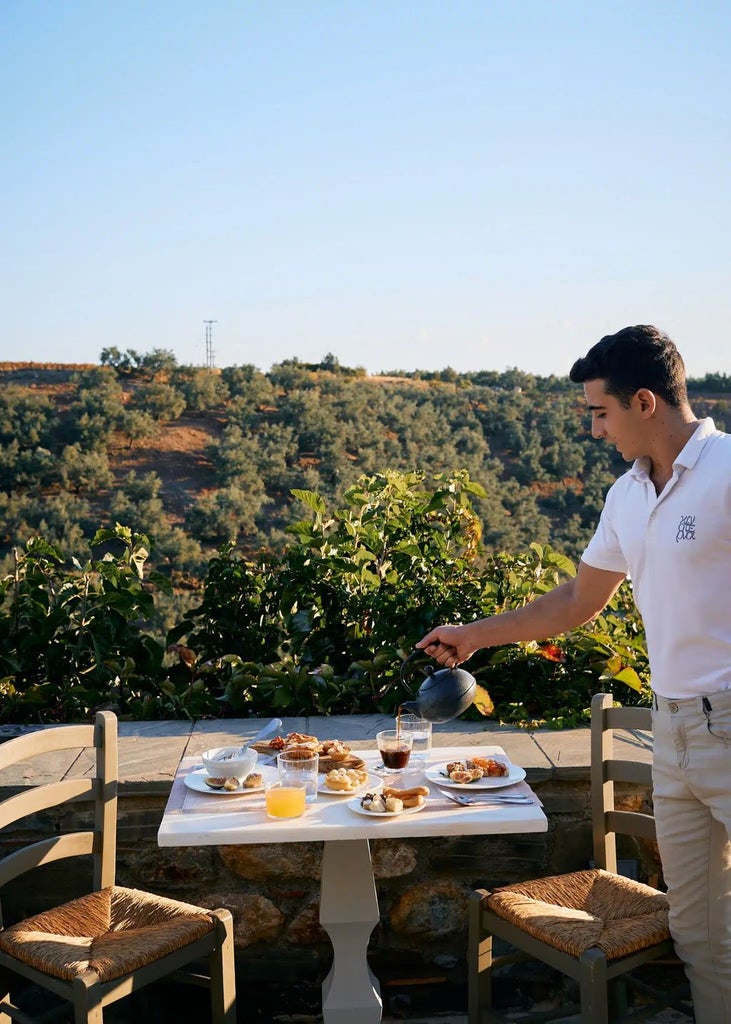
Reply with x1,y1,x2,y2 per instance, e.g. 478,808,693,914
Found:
702,696,712,714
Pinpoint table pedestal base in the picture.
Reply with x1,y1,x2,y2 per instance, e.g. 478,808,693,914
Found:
320,838,382,1023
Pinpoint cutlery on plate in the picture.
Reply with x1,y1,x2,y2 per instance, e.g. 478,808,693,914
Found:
440,790,533,806
248,717,283,746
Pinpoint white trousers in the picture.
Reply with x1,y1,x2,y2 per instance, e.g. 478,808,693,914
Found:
652,689,731,1024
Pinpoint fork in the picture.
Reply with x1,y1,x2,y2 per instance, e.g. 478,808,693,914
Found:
441,790,533,806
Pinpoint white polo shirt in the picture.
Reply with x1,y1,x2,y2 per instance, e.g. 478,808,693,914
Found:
581,418,731,699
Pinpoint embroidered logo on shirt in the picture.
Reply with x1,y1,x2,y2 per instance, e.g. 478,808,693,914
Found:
676,515,696,542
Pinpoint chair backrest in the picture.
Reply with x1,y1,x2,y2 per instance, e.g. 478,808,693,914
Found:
590,692,655,874
0,711,118,927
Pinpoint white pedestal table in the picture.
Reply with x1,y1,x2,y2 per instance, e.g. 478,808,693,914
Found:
157,745,547,1023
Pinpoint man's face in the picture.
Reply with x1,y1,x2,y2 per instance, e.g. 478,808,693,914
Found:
583,379,647,462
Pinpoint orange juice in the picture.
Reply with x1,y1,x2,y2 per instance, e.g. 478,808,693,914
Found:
265,784,306,818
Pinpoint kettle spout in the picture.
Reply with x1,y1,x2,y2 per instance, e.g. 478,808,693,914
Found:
400,697,471,724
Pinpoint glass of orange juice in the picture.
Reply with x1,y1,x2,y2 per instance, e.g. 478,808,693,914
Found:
265,780,307,819
277,750,319,803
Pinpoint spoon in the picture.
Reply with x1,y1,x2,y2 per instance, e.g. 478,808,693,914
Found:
247,717,282,747
215,718,283,761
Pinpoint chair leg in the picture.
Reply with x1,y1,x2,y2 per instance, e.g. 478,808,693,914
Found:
73,971,104,1024
209,910,236,1024
468,890,492,1024
0,992,12,1024
578,948,609,1024
608,976,629,1019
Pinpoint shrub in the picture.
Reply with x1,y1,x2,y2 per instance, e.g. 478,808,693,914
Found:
171,471,650,723
0,526,214,723
1,474,651,725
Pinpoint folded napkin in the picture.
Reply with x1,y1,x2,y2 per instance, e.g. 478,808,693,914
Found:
182,786,265,814
165,759,266,815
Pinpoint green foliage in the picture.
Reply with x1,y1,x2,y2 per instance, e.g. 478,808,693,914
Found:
1,351,678,725
0,474,651,723
0,356,692,575
472,590,650,729
0,525,214,723
0,387,57,448
130,381,186,422
0,492,96,561
100,347,178,380
170,366,229,412
688,372,731,393
171,473,650,722
120,408,158,447
57,444,113,494
184,484,269,544
60,368,125,448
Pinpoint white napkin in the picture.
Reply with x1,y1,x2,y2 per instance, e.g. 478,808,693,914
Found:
166,758,266,814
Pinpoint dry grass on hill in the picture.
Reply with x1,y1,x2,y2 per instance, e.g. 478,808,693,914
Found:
0,363,223,527
108,416,223,523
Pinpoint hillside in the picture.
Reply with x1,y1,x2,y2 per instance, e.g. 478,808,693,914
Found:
1,363,222,524
1,359,729,584
108,414,223,524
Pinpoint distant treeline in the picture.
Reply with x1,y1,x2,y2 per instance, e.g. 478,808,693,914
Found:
1,350,729,590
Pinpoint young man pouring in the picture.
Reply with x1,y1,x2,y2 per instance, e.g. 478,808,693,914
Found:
418,325,731,1022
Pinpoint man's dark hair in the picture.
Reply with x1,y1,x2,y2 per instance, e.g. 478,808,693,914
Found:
569,325,688,408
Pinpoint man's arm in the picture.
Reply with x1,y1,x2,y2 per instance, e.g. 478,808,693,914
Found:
416,560,626,666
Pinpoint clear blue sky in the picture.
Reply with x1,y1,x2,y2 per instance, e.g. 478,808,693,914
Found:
2,1,730,378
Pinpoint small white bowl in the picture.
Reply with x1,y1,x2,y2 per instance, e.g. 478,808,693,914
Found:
201,745,258,781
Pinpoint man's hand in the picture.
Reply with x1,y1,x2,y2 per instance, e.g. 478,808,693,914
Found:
416,624,478,667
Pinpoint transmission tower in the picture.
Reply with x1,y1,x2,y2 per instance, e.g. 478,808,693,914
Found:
204,320,217,368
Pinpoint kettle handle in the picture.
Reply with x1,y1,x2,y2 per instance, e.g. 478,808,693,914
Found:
399,649,436,690
378,649,435,702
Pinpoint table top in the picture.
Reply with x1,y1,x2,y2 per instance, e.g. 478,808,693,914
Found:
158,746,547,846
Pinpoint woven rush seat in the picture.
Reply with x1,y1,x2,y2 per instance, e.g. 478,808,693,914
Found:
0,886,216,984
487,867,670,959
0,712,235,1024
468,696,681,1024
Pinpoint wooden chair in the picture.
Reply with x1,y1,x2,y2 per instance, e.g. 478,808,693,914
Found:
0,711,236,1024
468,693,681,1024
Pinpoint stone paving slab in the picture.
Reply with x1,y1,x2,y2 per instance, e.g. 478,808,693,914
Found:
531,727,591,782
0,747,83,788
0,715,652,790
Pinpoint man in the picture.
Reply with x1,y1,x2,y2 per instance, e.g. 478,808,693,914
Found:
417,325,731,1022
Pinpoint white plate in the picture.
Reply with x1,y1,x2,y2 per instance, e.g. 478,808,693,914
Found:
184,765,277,795
425,760,526,790
318,771,383,796
347,795,427,817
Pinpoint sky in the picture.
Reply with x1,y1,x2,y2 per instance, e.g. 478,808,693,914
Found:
2,1,730,378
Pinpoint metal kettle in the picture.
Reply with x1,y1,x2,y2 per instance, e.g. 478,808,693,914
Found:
397,650,477,724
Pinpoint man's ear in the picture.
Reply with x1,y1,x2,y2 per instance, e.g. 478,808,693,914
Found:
636,388,657,417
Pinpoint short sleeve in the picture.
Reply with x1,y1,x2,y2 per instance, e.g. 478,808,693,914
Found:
581,498,629,575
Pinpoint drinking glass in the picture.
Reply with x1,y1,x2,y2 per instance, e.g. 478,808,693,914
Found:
396,714,432,768
277,750,319,803
376,729,413,774
265,780,307,818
